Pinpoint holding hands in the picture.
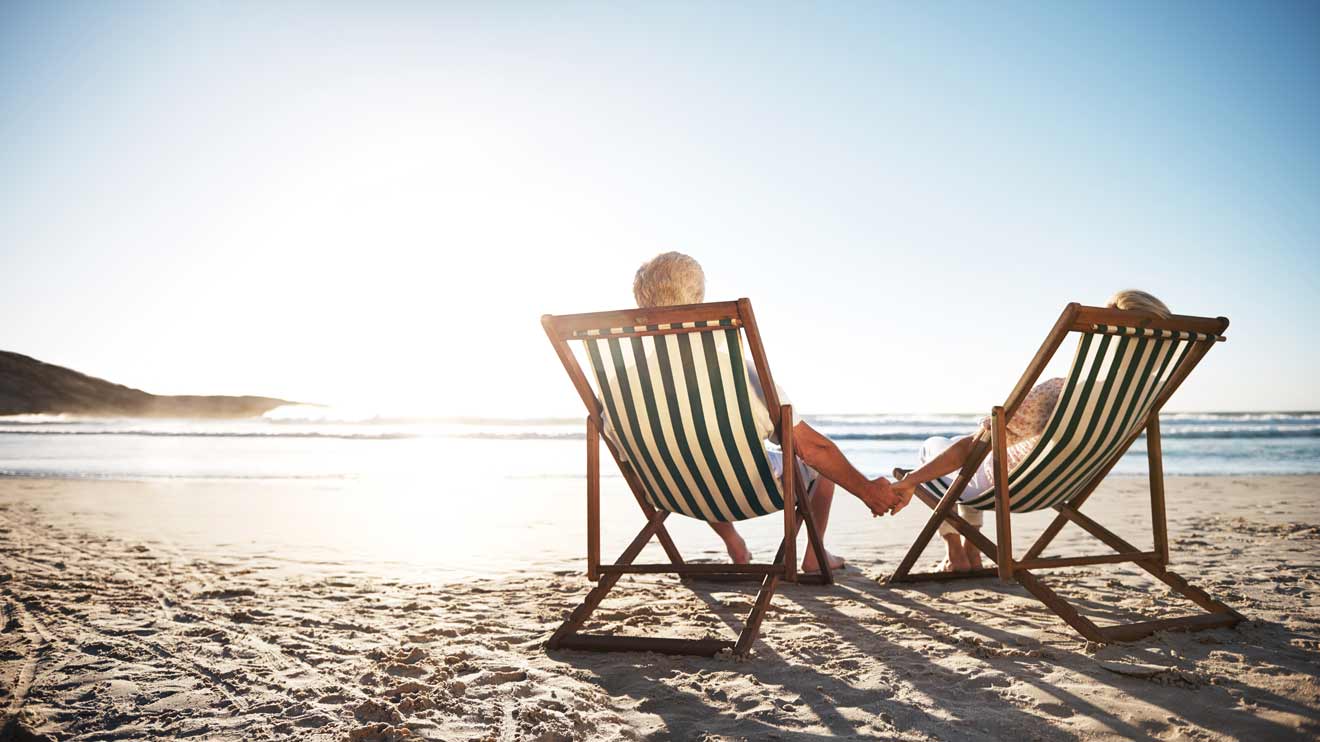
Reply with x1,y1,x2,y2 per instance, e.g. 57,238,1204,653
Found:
860,476,909,517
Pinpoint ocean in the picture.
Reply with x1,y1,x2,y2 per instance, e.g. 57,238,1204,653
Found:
1,409,1317,482
1,409,1316,580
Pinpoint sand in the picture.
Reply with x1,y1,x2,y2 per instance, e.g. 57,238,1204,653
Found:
1,475,1318,741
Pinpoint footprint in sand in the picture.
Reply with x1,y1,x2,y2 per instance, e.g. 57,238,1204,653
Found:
385,680,430,697
383,662,427,678
349,722,413,741
468,668,529,686
354,699,403,724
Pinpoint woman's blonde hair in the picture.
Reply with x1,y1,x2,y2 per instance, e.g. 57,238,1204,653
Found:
633,252,706,308
1107,289,1171,318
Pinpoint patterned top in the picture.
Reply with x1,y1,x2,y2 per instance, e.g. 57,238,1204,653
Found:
976,377,1065,483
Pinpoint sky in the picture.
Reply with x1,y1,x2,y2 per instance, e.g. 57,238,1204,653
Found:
2,1,1317,416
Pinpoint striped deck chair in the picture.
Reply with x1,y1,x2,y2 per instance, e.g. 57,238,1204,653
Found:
541,299,832,657
888,303,1244,643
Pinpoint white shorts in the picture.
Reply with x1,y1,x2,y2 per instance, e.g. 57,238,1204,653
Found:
767,450,820,495
918,436,988,536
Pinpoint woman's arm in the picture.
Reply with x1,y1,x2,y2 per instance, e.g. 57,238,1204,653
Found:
792,421,901,515
891,434,976,508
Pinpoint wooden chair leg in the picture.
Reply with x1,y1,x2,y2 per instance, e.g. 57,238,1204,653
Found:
889,476,975,582
586,416,600,581
549,510,798,658
910,498,1244,644
1056,504,1243,619
991,407,1014,582
988,503,1238,641
1012,570,1106,642
887,480,999,583
548,512,669,648
798,482,832,586
1147,415,1170,565
890,486,966,581
1023,407,1163,563
781,405,797,583
889,502,1115,642
889,436,991,581
734,572,781,656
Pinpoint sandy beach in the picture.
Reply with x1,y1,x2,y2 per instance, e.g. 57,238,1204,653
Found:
0,475,1316,741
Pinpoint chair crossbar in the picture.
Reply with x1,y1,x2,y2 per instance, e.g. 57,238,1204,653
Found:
1099,613,1239,643
555,634,736,656
571,319,742,338
1015,551,1160,570
599,563,780,575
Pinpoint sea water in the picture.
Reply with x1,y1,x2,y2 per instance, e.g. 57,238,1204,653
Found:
1,410,1316,580
1,410,1317,481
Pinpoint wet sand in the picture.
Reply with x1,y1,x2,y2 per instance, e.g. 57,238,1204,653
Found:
1,475,1318,740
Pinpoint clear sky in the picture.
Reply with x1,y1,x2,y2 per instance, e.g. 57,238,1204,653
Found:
3,1,1317,416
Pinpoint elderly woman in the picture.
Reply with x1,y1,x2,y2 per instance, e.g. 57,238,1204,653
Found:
890,290,1173,572
631,252,900,572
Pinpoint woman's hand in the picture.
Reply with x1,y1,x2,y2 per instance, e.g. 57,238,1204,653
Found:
859,477,899,516
890,478,916,513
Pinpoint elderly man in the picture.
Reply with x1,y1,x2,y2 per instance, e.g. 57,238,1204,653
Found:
629,252,900,572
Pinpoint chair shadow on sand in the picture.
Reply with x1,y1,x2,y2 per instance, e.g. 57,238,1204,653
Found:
553,570,1315,741
553,574,1070,740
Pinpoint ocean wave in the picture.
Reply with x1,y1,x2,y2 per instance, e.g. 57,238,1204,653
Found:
1160,412,1320,422
804,415,983,426
823,428,1320,441
0,429,422,441
0,469,357,481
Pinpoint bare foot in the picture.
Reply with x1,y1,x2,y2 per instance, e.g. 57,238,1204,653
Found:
801,548,846,574
942,534,970,572
963,539,983,571
725,536,752,565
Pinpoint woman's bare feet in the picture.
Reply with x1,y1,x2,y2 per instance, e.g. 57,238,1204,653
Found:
941,533,971,572
801,547,846,574
963,539,983,570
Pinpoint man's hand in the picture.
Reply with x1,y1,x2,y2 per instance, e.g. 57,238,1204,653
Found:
792,422,908,517
859,476,899,517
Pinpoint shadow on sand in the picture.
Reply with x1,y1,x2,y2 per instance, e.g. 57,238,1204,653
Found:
550,569,1316,741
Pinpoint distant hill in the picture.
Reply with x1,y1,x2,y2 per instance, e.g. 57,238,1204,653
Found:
0,350,299,418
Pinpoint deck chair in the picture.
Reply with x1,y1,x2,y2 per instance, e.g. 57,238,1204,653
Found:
887,303,1244,643
540,299,832,657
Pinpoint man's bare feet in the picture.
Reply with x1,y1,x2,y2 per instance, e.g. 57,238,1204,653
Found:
801,548,846,574
710,522,752,564
963,539,983,570
941,533,970,572
724,535,751,564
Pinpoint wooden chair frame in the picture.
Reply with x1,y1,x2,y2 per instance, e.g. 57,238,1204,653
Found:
887,303,1244,643
541,298,833,657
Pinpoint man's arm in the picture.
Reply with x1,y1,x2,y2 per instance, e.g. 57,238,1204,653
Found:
792,421,901,515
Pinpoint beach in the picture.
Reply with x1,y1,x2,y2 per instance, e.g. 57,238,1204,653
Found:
2,474,1318,741
7,0,1319,738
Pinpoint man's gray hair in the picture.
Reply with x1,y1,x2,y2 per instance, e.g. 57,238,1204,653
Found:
633,252,706,308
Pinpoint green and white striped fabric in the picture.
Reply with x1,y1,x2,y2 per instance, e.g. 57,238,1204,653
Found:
921,328,1201,513
1089,324,1219,342
580,319,785,522
571,320,741,338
